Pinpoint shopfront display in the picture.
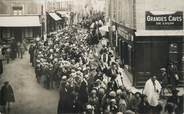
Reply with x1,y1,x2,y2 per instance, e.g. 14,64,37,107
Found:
114,23,134,71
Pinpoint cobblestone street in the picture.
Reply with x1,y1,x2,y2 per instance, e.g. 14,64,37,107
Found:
0,52,59,114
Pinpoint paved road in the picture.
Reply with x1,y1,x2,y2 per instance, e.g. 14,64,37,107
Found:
0,52,59,114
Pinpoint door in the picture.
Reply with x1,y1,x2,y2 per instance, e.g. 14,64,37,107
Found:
14,28,22,42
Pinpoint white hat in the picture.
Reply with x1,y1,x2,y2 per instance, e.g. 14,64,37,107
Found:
91,89,97,94
110,99,116,103
62,76,67,80
50,49,54,53
116,89,123,95
86,104,93,110
109,91,116,97
160,68,166,71
125,110,135,114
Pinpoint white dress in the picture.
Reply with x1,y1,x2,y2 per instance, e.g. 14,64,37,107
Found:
143,79,162,107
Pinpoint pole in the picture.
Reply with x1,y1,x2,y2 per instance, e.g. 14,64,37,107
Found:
41,4,44,40
109,22,113,48
108,0,113,48
44,0,47,41
60,0,62,10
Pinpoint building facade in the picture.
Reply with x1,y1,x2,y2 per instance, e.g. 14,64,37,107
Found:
0,0,41,15
108,0,184,87
0,0,41,43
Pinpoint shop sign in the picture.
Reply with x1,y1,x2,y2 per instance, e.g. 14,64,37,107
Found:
146,11,183,30
117,27,133,41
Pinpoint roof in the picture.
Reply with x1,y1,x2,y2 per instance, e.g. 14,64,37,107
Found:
48,13,61,21
135,30,184,36
0,15,41,27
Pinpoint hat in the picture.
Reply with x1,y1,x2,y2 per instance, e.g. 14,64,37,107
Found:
116,112,123,114
125,110,135,114
109,91,116,97
134,92,141,96
91,89,97,94
4,81,9,85
84,74,89,79
96,79,101,83
110,99,116,103
98,87,105,94
62,76,67,80
116,89,123,95
86,104,93,110
172,89,179,94
160,68,166,71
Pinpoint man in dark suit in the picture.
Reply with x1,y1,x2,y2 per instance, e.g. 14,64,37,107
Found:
167,62,179,89
0,81,15,114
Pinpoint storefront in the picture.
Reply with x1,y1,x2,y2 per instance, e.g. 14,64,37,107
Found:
46,12,62,34
56,11,70,28
113,22,135,72
0,15,41,44
134,11,184,87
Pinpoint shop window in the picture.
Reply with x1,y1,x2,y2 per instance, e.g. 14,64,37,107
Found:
169,43,178,53
169,43,178,62
25,28,33,38
2,29,10,39
128,44,132,68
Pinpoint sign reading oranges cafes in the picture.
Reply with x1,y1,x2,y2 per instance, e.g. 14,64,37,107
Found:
146,11,183,30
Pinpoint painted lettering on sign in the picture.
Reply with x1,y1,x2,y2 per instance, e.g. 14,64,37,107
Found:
145,11,183,30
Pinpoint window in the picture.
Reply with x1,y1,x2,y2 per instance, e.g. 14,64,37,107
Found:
169,43,178,53
2,29,10,39
25,28,33,38
12,6,23,15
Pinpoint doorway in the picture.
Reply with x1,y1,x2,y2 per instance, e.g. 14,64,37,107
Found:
14,28,22,43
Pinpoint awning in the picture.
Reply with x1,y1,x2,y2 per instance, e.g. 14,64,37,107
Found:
48,13,61,21
135,30,184,36
0,15,41,27
56,11,70,18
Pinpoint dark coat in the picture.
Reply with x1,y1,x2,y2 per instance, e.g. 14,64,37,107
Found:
10,42,18,59
0,54,4,75
78,80,88,105
58,91,74,114
0,60,3,75
137,101,150,114
167,64,178,84
165,95,180,114
0,84,15,105
29,45,35,63
159,72,169,87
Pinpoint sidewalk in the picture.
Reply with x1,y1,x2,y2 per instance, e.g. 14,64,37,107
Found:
95,39,141,94
96,39,184,96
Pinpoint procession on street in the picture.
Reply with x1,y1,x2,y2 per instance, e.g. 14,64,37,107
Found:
0,0,184,114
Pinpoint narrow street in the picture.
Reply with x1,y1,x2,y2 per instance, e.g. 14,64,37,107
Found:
0,52,59,114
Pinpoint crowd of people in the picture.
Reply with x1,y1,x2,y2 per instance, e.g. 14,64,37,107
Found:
80,12,105,46
0,39,27,76
28,23,183,114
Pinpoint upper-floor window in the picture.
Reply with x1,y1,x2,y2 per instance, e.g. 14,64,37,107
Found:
12,6,23,15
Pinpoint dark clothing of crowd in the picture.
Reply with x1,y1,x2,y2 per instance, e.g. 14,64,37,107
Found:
29,21,183,114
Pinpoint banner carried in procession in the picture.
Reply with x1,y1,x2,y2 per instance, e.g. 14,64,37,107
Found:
145,11,183,30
